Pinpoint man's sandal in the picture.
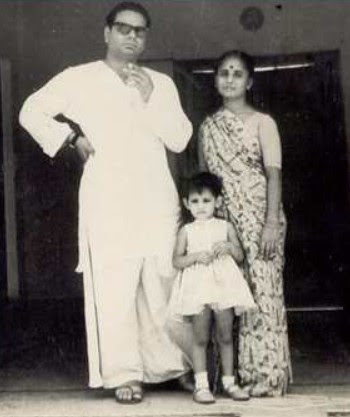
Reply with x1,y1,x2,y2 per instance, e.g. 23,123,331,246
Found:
115,384,143,404
193,387,216,404
223,383,250,401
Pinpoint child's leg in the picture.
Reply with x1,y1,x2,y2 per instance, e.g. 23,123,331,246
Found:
214,308,234,377
192,307,211,376
215,308,249,400
192,307,215,404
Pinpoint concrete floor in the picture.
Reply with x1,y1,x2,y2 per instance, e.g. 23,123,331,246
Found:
1,300,350,416
0,386,350,417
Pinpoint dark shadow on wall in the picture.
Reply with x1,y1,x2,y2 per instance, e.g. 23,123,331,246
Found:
16,131,84,299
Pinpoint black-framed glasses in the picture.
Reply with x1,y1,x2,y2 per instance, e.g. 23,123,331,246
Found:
112,21,149,38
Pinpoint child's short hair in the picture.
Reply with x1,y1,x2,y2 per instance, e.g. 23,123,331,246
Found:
182,172,223,199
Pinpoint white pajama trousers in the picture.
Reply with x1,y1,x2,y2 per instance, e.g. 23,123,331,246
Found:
84,255,189,388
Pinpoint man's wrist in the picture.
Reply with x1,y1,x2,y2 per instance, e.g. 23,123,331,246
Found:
67,131,80,147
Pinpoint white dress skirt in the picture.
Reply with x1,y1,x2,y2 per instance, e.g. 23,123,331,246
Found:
169,218,256,318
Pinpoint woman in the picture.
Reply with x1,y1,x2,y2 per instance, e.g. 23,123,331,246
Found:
198,50,291,397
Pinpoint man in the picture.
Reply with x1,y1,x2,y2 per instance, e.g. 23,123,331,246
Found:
19,2,193,403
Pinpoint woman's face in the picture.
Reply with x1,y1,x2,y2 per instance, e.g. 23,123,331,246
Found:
215,56,252,100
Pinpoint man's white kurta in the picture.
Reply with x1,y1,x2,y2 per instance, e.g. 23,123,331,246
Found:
20,61,193,387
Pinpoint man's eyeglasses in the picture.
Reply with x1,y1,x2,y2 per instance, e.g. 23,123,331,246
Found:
112,21,149,39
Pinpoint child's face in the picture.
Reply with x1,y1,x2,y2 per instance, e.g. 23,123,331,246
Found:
184,189,219,221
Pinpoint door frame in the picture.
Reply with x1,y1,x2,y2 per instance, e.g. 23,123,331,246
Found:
1,58,19,300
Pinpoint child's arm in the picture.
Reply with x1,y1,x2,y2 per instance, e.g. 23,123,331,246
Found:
212,222,244,264
173,226,213,270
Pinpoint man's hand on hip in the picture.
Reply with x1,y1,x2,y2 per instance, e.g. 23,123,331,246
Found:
74,136,95,163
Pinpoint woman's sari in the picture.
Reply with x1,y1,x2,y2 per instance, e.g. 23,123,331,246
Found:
199,109,291,396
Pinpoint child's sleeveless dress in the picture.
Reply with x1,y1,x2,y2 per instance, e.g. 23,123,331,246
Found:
169,218,256,318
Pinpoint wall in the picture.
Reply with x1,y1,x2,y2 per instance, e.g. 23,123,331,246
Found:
0,1,18,62
3,0,350,298
14,1,350,106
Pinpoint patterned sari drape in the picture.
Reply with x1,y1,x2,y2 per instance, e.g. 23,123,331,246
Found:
200,109,291,396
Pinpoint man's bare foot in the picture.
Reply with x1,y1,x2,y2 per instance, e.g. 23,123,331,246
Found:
115,381,143,404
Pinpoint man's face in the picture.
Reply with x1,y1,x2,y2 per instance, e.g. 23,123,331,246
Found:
104,10,148,61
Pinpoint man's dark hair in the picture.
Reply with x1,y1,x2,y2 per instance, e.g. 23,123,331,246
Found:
105,2,152,28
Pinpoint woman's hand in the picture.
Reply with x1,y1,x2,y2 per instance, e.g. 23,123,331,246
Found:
74,136,95,163
260,223,279,259
195,251,214,265
260,166,282,259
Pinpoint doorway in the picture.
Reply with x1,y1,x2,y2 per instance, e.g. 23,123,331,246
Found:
173,50,350,383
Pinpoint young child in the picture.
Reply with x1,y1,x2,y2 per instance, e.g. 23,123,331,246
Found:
169,172,256,404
